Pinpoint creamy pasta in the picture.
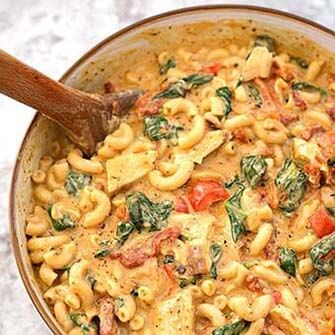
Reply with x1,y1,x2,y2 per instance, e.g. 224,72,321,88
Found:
26,31,335,335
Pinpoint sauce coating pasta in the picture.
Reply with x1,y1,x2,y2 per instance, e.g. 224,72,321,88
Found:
26,29,335,335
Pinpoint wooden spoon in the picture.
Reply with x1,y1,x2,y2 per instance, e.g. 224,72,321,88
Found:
0,49,143,154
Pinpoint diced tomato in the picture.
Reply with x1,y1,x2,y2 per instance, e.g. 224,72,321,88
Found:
245,275,262,292
135,92,164,116
200,63,222,75
162,264,175,281
188,180,229,211
151,226,181,255
104,80,116,94
280,112,298,126
111,226,181,269
271,291,282,305
292,91,307,111
304,163,321,186
327,107,335,121
175,197,189,213
309,208,335,238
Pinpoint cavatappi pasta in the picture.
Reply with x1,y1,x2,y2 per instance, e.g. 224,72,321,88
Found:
26,32,335,335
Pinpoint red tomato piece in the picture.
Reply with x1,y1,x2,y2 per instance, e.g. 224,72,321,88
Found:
200,63,222,75
309,208,335,238
175,197,189,213
162,265,175,281
188,180,229,211
271,291,282,305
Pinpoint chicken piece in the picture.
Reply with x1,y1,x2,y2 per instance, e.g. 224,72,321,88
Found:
106,151,157,193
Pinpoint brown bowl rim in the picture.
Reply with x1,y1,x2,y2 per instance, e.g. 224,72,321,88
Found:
9,4,335,335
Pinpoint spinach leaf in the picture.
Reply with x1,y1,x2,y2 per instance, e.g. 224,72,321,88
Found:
253,34,276,53
225,182,247,242
143,115,183,142
309,232,335,276
47,207,75,231
153,73,213,99
290,56,309,69
275,159,308,213
65,171,91,196
306,270,322,286
210,243,222,279
247,83,262,107
70,313,93,335
117,221,135,245
216,86,232,117
326,207,335,217
179,274,203,288
87,273,97,289
279,247,297,277
212,319,250,335
183,73,213,87
292,81,328,97
153,80,187,99
94,240,111,258
126,192,172,232
241,155,267,188
160,58,176,75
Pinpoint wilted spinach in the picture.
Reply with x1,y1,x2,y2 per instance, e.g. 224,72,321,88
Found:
279,247,297,277
65,171,91,196
159,58,176,75
70,313,94,335
153,73,213,99
253,34,276,53
216,86,232,117
309,232,335,276
275,159,308,213
225,181,247,242
117,221,135,245
292,81,328,97
126,192,172,232
212,320,250,335
47,207,75,231
210,243,222,279
143,115,183,142
247,83,262,107
290,56,309,69
241,155,267,188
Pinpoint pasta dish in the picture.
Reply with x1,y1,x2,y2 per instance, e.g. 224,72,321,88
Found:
25,29,335,335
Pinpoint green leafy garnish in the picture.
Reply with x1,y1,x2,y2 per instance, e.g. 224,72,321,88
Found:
143,115,183,142
154,80,187,99
216,86,232,117
183,73,213,87
153,73,213,99
290,56,309,69
292,81,328,97
241,155,267,188
69,313,94,335
247,83,262,107
179,274,203,288
160,58,176,75
94,240,111,258
253,34,276,53
279,247,297,277
87,273,97,289
309,232,335,276
275,159,308,213
225,181,247,242
47,207,75,231
116,221,135,245
65,171,91,196
212,319,250,335
210,243,222,279
126,192,172,232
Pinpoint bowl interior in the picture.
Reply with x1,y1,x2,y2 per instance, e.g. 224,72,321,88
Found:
10,6,335,334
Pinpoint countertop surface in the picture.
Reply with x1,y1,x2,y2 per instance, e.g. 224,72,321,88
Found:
0,0,334,334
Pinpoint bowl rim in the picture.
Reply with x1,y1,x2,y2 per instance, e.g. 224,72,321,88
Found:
9,4,335,335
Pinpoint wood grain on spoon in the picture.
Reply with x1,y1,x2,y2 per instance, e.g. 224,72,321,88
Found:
0,49,143,154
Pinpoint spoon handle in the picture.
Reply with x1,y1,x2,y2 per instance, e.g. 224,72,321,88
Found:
0,49,105,118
